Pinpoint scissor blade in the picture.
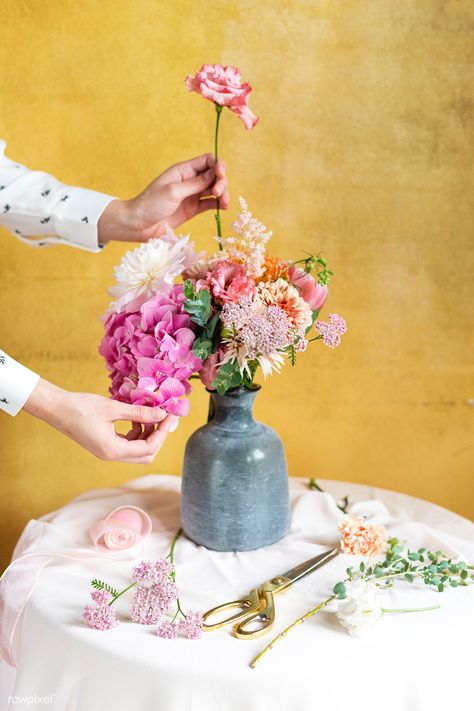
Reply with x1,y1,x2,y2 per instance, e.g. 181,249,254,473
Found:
279,548,339,585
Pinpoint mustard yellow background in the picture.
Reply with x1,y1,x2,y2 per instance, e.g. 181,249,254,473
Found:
1,0,473,571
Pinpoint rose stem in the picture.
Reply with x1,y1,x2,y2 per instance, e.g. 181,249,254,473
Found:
249,595,335,669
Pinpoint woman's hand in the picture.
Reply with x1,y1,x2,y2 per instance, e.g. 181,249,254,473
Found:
23,378,178,464
98,153,229,244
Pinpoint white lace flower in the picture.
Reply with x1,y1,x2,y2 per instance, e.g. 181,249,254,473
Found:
109,234,190,312
335,581,382,637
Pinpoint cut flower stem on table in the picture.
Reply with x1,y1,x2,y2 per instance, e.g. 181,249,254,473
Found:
249,529,474,668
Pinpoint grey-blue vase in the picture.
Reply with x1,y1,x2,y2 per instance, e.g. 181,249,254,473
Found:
180,385,290,552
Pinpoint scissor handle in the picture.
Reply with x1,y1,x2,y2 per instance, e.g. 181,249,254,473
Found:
234,588,275,639
202,587,262,631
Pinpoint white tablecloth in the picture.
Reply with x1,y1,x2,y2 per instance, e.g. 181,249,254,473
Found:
1,475,473,711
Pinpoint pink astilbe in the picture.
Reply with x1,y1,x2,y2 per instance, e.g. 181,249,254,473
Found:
178,611,204,640
314,313,347,349
221,298,292,377
99,284,202,416
130,559,178,626
90,589,113,606
155,620,179,639
83,592,118,631
216,197,271,279
339,516,388,557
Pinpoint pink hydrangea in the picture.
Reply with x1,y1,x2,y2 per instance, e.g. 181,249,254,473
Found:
99,284,202,416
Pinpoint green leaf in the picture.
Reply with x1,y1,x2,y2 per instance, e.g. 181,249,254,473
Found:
183,287,212,327
193,338,213,360
449,580,459,587
437,583,445,592
333,582,347,599
211,359,242,394
183,279,196,299
404,573,414,583
460,570,468,580
91,579,119,598
408,551,419,561
374,566,384,578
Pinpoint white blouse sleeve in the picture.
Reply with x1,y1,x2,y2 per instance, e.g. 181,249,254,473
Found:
0,139,116,252
0,350,40,416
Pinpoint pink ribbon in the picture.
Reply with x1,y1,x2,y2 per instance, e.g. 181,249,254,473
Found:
89,506,152,553
0,506,152,667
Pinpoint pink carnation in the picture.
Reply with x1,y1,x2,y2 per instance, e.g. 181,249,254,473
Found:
185,64,259,131
207,260,256,305
339,516,388,557
99,284,202,417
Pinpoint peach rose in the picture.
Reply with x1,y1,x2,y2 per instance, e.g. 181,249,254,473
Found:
185,64,259,130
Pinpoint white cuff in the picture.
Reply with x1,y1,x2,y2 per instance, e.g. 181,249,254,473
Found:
0,350,40,416
53,188,117,252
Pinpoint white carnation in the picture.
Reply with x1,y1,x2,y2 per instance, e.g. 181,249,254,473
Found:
335,581,382,637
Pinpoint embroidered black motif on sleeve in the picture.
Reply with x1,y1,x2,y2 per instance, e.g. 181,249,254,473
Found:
0,186,4,190
0,356,6,365
40,217,51,224
60,195,69,202
0,398,9,404
3,204,10,213
41,189,51,197
81,216,89,223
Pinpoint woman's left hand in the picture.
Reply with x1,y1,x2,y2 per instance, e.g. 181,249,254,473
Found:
98,153,229,244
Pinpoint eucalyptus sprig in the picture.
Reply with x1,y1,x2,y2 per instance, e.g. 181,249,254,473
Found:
250,538,473,669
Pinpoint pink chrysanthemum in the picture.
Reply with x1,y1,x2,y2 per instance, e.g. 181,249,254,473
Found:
83,603,118,631
339,516,388,556
315,313,347,349
178,611,204,640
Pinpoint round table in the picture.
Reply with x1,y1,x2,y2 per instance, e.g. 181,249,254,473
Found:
1,475,473,711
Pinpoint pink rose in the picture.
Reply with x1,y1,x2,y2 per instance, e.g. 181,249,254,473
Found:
288,265,328,312
185,64,259,131
207,260,256,305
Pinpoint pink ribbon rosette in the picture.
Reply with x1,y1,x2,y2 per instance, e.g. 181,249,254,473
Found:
89,506,152,553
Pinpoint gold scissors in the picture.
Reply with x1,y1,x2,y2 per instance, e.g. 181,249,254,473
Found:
202,548,338,639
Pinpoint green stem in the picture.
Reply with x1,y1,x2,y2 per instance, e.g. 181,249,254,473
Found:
381,606,440,614
307,335,323,343
109,581,136,606
214,103,223,247
166,528,187,621
249,595,335,669
167,527,183,564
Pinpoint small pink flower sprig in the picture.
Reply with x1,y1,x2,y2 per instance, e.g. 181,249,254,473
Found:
83,529,203,640
249,518,474,668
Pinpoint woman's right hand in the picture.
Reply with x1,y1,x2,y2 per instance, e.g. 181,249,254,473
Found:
23,378,178,464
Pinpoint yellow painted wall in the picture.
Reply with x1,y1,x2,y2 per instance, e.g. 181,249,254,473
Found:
1,0,473,571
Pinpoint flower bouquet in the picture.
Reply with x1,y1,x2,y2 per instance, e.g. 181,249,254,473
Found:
99,64,346,551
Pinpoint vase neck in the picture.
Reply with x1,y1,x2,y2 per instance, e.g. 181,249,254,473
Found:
209,387,259,430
